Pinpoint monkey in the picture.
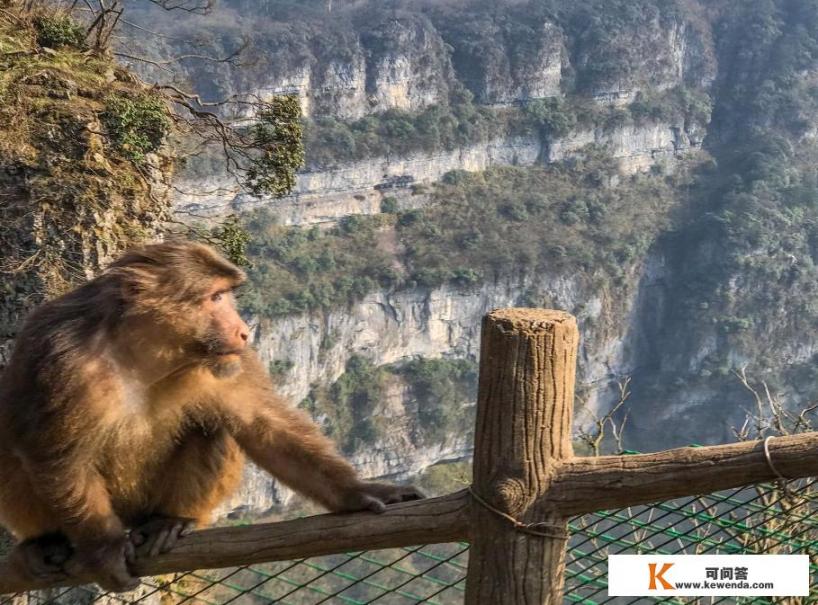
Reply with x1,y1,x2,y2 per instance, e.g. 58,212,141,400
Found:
0,241,423,593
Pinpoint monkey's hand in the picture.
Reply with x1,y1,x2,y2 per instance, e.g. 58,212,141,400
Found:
63,534,139,593
131,515,196,558
340,481,425,514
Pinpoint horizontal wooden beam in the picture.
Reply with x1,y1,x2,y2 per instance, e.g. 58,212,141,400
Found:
0,490,470,595
4,432,818,595
547,432,818,516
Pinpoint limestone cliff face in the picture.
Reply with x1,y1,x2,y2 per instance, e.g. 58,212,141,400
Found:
159,1,717,519
126,1,715,120
572,17,715,104
132,12,453,121
442,18,566,105
359,14,454,115
254,271,638,404
220,260,656,515
176,119,700,224
545,121,704,171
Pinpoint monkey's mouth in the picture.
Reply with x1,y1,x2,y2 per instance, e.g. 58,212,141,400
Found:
214,349,243,357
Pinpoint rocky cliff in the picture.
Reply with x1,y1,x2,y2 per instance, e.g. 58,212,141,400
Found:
177,120,701,224
225,259,654,514
157,0,723,515
158,0,713,224
204,0,818,516
0,13,175,364
125,0,714,118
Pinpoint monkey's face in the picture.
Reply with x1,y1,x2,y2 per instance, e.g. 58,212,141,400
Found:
196,279,250,374
160,278,250,377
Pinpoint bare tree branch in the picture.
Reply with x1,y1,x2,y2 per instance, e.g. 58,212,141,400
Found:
115,38,248,67
146,0,213,14
576,377,631,456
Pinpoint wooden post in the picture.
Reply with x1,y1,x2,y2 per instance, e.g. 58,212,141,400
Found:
464,309,578,604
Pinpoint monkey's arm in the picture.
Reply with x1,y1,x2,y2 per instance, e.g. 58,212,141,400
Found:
231,401,366,510
228,392,422,512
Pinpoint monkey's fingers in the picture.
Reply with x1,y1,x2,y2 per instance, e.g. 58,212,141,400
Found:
124,539,136,565
380,487,426,505
149,519,194,557
399,487,426,501
362,495,387,514
133,517,196,558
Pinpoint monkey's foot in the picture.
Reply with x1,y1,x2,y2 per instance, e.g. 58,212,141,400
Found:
130,515,195,558
10,533,73,581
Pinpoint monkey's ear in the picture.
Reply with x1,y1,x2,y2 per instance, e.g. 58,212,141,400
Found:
109,267,161,305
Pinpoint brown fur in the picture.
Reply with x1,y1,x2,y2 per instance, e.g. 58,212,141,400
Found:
0,241,422,592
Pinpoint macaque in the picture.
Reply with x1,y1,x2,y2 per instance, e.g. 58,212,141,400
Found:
0,241,423,592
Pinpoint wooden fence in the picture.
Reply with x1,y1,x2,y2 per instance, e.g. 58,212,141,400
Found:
2,308,818,603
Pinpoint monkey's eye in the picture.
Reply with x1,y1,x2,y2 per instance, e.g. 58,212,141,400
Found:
211,292,223,303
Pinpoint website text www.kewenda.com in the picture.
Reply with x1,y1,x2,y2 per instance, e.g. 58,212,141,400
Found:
673,581,775,590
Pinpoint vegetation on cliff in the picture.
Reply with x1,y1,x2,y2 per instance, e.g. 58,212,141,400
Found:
301,84,710,169
624,0,818,447
0,7,175,343
243,0,818,450
240,150,698,319
301,356,477,454
0,2,306,350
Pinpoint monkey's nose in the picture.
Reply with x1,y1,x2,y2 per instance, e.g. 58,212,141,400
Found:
238,322,250,344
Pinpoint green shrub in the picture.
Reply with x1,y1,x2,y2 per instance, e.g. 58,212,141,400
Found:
380,196,399,213
240,152,695,319
245,96,305,197
303,98,525,167
302,356,386,454
523,98,578,137
213,215,251,267
34,15,86,49
629,86,713,126
269,359,294,384
102,94,170,163
395,358,478,443
239,210,394,319
441,169,472,185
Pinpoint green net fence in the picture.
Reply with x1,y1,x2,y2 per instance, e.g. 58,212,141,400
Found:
4,478,816,605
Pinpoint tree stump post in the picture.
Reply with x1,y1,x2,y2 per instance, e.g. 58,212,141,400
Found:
464,309,578,604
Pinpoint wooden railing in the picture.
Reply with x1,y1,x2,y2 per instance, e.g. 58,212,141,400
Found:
3,308,818,603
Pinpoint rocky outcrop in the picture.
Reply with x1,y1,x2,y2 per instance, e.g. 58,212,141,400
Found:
546,121,704,172
572,17,716,104
130,13,454,121
359,14,454,114
176,134,540,220
442,17,566,105
253,271,633,405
